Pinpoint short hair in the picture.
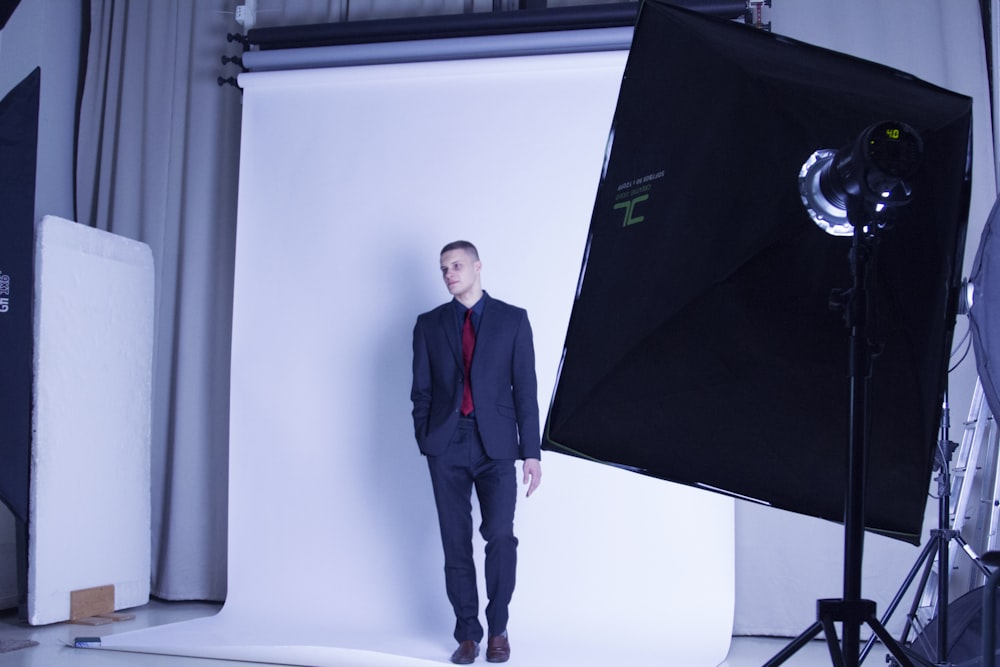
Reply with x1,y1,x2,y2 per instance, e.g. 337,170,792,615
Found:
440,240,479,260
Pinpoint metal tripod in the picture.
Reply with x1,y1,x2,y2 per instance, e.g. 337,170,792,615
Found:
859,381,997,665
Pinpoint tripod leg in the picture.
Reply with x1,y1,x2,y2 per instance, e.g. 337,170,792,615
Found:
899,543,939,646
860,536,939,662
763,622,824,667
954,532,992,576
865,617,915,667
820,615,846,667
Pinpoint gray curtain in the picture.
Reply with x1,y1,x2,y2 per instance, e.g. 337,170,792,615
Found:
76,0,241,601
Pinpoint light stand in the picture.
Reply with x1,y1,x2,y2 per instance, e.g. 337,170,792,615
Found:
766,121,926,667
858,393,991,666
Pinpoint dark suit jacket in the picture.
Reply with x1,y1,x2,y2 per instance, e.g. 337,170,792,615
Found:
411,292,540,460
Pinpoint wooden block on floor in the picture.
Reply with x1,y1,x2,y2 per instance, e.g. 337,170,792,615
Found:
97,612,135,622
69,616,113,626
70,585,114,621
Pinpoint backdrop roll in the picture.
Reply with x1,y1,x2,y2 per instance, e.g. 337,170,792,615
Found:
96,50,735,667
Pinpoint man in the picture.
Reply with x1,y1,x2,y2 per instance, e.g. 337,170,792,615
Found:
411,240,542,664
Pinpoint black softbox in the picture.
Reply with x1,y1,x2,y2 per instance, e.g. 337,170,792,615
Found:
0,67,39,524
543,1,972,543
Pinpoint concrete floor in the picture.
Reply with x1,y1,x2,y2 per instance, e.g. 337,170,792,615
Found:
0,598,896,666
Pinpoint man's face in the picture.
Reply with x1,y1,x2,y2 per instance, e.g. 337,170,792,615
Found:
440,249,481,300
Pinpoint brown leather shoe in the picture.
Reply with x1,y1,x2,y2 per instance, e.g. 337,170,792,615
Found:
451,640,479,664
486,634,510,663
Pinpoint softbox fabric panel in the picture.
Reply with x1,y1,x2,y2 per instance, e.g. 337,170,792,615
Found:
970,197,1000,420
0,67,40,523
544,2,972,543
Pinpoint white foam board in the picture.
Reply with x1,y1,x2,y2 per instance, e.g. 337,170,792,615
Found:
28,215,154,625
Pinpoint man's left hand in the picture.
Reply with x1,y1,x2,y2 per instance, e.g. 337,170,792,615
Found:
522,458,542,498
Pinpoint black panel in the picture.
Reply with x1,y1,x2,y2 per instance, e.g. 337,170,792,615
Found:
0,0,20,31
0,67,40,523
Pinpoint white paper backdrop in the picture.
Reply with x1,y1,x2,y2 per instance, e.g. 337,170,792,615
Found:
98,51,735,666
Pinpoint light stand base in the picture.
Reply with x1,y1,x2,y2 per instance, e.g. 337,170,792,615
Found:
860,528,989,665
765,599,915,667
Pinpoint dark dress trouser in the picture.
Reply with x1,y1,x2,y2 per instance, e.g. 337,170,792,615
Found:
426,415,518,643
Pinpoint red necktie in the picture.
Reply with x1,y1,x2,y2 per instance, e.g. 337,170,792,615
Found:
461,309,475,416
